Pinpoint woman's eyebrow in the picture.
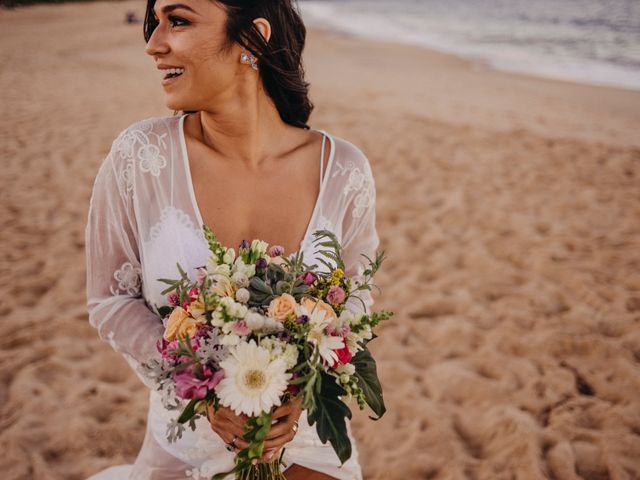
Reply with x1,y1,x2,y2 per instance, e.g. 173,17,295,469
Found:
154,3,200,16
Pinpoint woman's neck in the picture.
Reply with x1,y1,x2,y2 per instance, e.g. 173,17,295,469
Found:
195,83,298,170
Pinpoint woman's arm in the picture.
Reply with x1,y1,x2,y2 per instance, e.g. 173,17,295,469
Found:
85,145,164,388
341,153,380,316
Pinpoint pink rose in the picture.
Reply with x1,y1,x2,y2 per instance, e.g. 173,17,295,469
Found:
188,287,200,301
174,366,224,400
326,285,346,305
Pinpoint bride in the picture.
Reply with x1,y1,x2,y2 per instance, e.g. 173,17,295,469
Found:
85,0,379,478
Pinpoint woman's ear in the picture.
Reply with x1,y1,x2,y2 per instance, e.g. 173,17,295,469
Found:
252,17,271,43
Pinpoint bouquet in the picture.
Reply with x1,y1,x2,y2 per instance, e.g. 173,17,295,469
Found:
140,226,393,479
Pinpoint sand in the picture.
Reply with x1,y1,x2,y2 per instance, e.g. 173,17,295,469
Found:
1,1,639,479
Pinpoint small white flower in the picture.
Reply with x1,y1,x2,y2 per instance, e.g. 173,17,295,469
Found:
216,340,291,417
250,240,269,256
335,363,355,376
231,272,249,288
223,248,236,265
245,312,265,330
221,333,241,346
235,288,250,304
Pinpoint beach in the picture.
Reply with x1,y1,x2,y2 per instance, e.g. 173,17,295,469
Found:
1,1,639,479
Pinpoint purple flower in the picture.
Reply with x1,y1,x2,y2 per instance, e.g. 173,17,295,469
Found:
326,285,346,305
277,330,292,342
301,272,316,286
256,258,268,269
267,245,285,257
239,239,250,250
296,314,309,325
174,366,225,400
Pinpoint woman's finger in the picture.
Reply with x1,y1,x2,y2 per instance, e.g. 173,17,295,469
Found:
261,429,296,451
265,416,298,439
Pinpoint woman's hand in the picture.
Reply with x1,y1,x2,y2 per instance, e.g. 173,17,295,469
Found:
258,396,303,463
206,397,303,463
206,404,251,452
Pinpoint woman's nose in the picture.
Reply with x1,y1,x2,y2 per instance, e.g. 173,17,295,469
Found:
145,26,170,57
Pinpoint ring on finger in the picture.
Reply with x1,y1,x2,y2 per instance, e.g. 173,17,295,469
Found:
292,421,299,433
226,435,238,452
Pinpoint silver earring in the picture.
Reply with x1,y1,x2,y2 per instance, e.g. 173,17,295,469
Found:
240,49,258,71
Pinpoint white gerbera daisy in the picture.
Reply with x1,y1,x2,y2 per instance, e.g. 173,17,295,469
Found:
215,340,291,417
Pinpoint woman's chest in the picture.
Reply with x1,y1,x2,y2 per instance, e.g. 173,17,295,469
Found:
187,146,327,256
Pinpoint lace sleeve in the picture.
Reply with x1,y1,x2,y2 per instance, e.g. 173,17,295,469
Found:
85,139,164,388
341,150,380,316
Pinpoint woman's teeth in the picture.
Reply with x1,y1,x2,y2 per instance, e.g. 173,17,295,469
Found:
164,68,185,78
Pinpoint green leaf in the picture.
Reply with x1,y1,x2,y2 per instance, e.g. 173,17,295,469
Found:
157,305,172,317
177,399,198,424
352,346,386,420
307,371,353,464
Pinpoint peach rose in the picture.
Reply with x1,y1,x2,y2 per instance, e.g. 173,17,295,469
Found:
267,293,298,322
176,317,206,340
188,300,205,319
164,307,189,341
164,307,206,341
300,297,338,324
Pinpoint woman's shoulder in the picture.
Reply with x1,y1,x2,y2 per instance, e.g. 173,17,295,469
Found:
106,114,181,171
325,132,376,189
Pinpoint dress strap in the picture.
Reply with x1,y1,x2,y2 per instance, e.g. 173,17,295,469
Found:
319,133,326,188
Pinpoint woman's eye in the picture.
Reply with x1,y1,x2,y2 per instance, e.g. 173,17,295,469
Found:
168,15,190,27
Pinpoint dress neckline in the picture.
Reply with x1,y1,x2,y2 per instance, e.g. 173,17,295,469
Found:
177,113,336,255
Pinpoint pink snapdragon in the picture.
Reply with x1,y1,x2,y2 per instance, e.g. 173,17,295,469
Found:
232,319,251,336
166,292,179,307
301,272,317,286
174,366,225,400
188,287,200,301
195,267,207,285
267,245,285,257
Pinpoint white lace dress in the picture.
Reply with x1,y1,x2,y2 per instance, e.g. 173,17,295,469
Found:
85,114,379,480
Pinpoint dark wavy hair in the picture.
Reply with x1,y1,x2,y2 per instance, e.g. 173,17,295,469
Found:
143,0,314,129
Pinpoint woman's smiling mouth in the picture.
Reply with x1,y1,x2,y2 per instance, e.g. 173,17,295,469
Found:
158,66,185,86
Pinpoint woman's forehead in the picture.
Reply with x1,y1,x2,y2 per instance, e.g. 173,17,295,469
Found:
153,0,225,17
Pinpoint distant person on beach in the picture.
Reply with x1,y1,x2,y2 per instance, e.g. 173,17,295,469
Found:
125,11,141,24
85,0,378,479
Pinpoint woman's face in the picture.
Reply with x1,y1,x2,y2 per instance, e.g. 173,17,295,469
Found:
145,0,243,111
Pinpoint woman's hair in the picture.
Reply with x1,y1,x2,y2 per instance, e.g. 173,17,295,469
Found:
143,0,314,129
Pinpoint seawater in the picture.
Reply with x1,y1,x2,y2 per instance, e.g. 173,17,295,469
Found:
298,0,640,91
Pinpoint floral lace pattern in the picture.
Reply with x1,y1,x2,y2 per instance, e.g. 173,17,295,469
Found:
148,206,205,246
110,261,142,296
332,160,374,219
111,117,170,194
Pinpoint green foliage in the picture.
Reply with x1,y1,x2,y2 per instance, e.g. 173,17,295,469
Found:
351,345,386,420
312,230,346,272
307,371,353,464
